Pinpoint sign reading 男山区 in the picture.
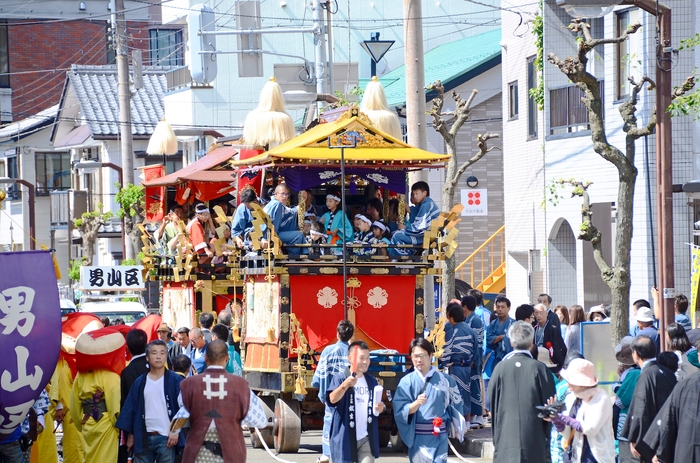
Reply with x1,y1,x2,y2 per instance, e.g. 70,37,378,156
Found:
81,266,145,291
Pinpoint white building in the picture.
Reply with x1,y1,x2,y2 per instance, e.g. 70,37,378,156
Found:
159,0,501,135
502,0,696,308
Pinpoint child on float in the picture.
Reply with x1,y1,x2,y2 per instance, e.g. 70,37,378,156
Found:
370,220,391,256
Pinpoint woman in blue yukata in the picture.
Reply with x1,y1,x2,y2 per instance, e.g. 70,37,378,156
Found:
394,338,466,463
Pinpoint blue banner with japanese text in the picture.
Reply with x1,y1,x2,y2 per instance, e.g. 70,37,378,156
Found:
0,251,61,436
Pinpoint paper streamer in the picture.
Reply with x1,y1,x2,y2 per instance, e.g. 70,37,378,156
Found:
373,385,384,416
349,345,359,375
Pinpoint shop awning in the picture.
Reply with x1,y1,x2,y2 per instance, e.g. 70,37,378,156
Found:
142,145,238,187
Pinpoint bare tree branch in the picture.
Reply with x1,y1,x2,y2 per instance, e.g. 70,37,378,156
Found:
671,75,696,100
623,75,656,140
445,133,501,191
557,180,613,280
429,80,452,144
449,89,478,138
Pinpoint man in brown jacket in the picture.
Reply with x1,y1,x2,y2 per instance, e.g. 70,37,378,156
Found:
172,340,268,462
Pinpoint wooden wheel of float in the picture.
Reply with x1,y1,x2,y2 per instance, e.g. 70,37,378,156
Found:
274,398,301,453
250,395,275,449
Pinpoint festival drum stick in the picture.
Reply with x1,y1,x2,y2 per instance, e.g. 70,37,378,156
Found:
349,345,359,377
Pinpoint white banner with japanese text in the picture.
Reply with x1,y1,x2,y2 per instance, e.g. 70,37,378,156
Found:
81,266,145,291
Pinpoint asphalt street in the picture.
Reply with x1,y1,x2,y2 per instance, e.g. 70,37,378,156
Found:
242,430,488,463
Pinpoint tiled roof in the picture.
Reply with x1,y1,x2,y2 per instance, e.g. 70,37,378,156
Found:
361,29,502,108
0,104,57,144
68,65,170,138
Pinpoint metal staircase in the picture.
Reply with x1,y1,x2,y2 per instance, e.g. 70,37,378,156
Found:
456,225,506,294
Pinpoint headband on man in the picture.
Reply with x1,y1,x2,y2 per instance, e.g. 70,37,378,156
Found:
326,194,341,202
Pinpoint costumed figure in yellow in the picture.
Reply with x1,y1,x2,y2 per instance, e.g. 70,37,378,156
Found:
30,372,58,463
70,326,128,463
54,312,104,462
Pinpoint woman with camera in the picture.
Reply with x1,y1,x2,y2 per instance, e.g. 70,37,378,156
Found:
544,358,615,463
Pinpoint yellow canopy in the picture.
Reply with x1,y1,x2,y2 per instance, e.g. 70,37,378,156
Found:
229,107,450,169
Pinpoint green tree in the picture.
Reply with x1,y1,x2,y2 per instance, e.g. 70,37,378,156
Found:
115,183,145,260
73,204,113,265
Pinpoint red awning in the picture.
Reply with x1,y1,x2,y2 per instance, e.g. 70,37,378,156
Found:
142,145,238,187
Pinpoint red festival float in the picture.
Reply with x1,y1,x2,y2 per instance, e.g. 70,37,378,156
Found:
141,104,460,452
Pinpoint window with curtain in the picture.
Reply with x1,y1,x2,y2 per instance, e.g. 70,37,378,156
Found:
149,29,184,66
35,152,71,195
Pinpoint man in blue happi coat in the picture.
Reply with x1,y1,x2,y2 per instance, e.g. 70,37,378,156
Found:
440,302,477,424
326,340,385,463
263,184,305,255
461,295,486,428
485,295,515,373
394,338,466,463
389,181,440,256
231,187,258,249
311,320,354,463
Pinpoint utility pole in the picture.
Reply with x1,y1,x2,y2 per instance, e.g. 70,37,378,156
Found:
114,0,135,259
312,0,328,112
403,0,428,185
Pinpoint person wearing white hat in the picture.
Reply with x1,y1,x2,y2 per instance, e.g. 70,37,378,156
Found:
633,307,660,351
186,203,214,265
546,358,616,463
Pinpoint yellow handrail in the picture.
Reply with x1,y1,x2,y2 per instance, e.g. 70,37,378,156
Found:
455,225,505,288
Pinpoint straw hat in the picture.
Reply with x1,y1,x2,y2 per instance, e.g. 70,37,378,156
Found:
560,358,598,387
537,346,557,368
75,326,129,375
157,322,172,333
61,312,104,354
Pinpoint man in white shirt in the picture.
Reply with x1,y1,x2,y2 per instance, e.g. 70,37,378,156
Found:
116,340,184,463
327,341,386,463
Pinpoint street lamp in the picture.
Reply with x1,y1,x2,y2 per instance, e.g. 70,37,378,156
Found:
556,0,675,341
74,160,126,258
0,177,35,250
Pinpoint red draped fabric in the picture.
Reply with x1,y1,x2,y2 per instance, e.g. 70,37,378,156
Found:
290,275,416,353
237,148,264,201
143,165,165,222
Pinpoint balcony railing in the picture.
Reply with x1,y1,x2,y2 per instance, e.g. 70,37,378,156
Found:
50,191,69,227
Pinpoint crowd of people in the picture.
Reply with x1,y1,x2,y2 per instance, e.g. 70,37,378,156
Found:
484,292,700,463
151,181,440,262
0,304,251,463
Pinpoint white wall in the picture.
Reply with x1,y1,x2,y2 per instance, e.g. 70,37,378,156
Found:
503,0,696,309
501,1,546,305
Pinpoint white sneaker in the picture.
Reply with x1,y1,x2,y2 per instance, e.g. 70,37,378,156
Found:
317,457,330,463
470,416,485,429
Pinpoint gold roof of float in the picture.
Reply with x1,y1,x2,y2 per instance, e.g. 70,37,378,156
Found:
229,106,450,169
